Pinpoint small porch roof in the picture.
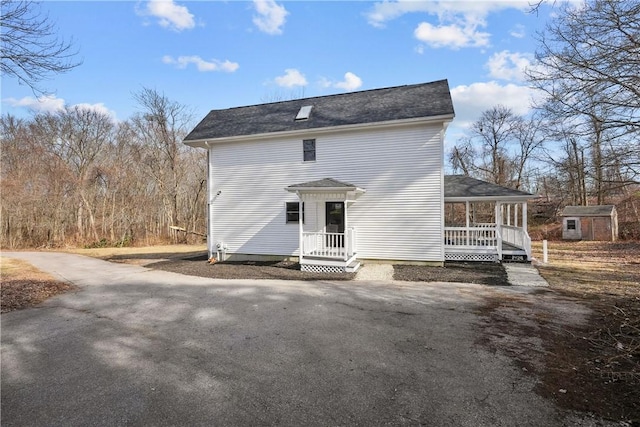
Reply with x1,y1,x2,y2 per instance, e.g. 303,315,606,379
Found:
444,175,536,202
286,178,366,194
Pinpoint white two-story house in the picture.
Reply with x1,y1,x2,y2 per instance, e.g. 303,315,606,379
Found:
184,80,534,273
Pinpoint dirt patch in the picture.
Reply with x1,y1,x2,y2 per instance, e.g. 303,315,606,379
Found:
145,254,508,284
477,290,639,423
476,240,640,423
539,293,639,421
394,262,510,286
1,257,75,313
149,254,356,281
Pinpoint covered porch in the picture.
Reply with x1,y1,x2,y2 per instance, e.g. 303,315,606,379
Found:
286,178,365,273
443,176,536,262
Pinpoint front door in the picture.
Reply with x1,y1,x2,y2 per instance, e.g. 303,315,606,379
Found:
325,202,344,248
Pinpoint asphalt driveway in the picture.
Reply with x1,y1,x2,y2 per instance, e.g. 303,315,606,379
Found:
1,252,597,426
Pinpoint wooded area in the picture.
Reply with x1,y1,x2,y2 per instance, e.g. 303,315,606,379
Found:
449,0,639,237
1,89,207,248
1,0,638,248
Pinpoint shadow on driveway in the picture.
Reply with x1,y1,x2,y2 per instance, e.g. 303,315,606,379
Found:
0,252,598,426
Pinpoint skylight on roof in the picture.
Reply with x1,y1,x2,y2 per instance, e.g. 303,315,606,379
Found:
295,105,313,121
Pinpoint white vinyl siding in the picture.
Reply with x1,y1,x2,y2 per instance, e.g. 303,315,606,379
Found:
208,122,445,262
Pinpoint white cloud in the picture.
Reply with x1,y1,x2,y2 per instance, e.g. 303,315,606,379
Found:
414,22,490,49
4,95,65,113
141,0,195,31
510,23,525,38
335,72,363,91
329,72,363,92
162,55,239,72
72,103,118,120
4,95,117,121
366,1,530,28
486,50,533,82
366,1,531,50
274,69,307,88
252,0,288,35
450,81,540,128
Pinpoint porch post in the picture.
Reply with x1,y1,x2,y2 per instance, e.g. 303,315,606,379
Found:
298,196,304,264
522,202,528,234
465,200,470,246
343,199,349,261
495,202,503,260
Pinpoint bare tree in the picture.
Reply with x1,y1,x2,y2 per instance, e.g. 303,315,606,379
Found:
129,88,195,242
1,0,81,93
34,106,115,241
528,0,640,188
449,106,545,191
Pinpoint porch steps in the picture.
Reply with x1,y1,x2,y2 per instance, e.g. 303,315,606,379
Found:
300,255,360,273
345,261,360,273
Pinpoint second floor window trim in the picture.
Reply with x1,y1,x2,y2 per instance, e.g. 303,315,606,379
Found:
303,139,316,162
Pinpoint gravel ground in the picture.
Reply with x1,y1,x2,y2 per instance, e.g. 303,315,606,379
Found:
145,252,509,285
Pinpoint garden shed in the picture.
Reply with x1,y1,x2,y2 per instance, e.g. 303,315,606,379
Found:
561,205,618,241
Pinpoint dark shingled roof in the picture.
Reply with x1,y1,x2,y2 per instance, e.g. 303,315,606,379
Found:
561,205,616,217
184,80,454,142
444,175,534,199
287,178,360,190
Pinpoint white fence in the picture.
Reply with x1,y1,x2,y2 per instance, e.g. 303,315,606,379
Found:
444,226,498,248
444,224,531,260
302,228,356,260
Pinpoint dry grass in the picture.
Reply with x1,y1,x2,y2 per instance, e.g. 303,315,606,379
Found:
61,244,207,259
0,257,74,313
532,240,640,298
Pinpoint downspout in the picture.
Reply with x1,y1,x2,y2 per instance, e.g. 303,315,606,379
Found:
205,142,214,260
298,192,303,265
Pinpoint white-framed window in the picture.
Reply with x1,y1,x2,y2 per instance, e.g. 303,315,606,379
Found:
303,139,316,162
286,202,304,224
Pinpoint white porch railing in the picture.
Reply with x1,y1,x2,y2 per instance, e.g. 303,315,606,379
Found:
502,225,532,259
444,226,498,247
444,224,531,261
302,228,356,260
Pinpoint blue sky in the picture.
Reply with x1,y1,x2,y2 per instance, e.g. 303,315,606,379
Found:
1,1,559,145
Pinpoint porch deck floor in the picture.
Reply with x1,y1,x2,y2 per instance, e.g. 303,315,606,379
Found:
502,242,524,252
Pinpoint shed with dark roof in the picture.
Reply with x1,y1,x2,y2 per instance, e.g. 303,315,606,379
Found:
560,205,618,241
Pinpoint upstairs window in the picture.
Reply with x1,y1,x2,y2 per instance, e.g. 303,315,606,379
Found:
303,139,316,162
286,202,305,224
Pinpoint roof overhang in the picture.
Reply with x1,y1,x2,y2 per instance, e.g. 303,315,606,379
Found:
286,186,366,194
184,114,455,148
445,195,539,203
285,178,366,202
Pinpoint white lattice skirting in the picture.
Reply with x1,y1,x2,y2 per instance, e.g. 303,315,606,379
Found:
301,264,346,273
445,253,499,262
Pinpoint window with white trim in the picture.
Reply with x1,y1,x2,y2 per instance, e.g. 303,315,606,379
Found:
303,139,316,162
